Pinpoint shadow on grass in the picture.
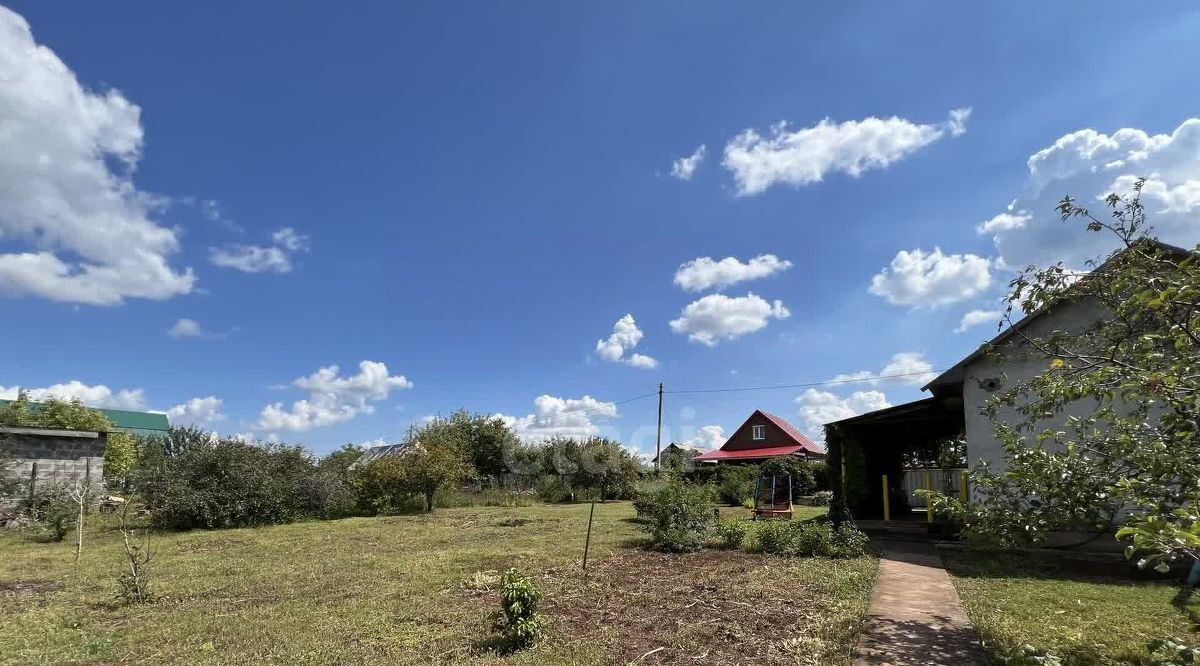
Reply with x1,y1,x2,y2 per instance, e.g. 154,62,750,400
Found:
942,549,1143,583
469,633,539,658
1172,586,1200,630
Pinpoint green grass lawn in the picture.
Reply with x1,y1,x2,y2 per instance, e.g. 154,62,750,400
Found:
944,551,1200,665
0,502,874,665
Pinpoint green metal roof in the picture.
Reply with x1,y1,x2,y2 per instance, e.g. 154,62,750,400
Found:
0,400,169,436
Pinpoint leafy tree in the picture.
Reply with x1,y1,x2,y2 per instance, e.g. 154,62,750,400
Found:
443,410,518,485
350,454,412,514
571,437,642,501
318,444,365,482
927,180,1200,571
398,419,470,512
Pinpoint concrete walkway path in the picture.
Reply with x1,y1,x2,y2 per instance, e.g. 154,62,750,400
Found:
855,541,989,665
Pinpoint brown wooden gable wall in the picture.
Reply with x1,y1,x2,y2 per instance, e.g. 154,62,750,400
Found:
721,412,796,452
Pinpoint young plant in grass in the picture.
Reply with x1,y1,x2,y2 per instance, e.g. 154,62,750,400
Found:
116,502,154,604
495,568,543,650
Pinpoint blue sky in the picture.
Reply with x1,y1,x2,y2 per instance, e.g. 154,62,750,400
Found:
3,2,1200,456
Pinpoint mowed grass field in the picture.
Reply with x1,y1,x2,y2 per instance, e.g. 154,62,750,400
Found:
0,502,876,665
945,551,1200,665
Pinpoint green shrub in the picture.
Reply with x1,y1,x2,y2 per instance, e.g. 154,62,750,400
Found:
637,481,715,553
495,568,543,650
534,475,574,503
749,519,792,554
829,524,870,558
24,484,78,542
788,522,835,556
713,519,750,549
141,440,327,530
716,465,758,506
631,479,668,521
747,520,869,558
297,476,358,519
812,490,833,506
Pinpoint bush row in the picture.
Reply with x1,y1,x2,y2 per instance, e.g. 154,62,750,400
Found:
635,480,868,558
125,418,651,530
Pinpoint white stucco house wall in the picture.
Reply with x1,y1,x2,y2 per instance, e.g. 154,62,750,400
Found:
923,295,1112,478
827,241,1191,520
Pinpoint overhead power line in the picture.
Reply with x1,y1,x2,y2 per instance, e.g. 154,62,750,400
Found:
662,369,945,395
518,370,944,427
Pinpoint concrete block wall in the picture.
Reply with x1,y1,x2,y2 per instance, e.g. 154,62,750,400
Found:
2,429,107,493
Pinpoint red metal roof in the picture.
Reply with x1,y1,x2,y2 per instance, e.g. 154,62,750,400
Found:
695,444,806,461
758,410,825,454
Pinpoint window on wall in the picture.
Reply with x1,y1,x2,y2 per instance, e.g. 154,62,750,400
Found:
752,424,766,440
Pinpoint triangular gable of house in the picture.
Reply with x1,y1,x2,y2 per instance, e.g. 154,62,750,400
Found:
923,239,1195,396
696,408,825,460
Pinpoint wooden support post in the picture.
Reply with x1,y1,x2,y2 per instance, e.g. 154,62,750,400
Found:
925,473,933,523
581,500,596,581
881,474,890,522
28,461,38,504
960,469,969,504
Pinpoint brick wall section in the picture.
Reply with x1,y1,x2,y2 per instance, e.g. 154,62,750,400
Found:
1,428,107,491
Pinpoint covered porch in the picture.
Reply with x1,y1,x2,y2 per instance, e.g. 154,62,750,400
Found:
825,396,966,521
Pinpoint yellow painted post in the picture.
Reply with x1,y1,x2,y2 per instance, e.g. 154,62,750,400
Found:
960,470,969,504
925,472,933,523
841,461,847,505
881,474,890,521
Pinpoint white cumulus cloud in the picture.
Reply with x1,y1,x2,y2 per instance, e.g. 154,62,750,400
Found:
673,254,792,292
670,145,707,181
165,396,225,425
682,424,726,450
167,318,208,339
831,352,937,387
497,395,619,442
987,118,1200,270
0,381,147,411
722,108,971,196
595,314,657,369
669,292,790,346
256,361,412,432
869,248,992,307
956,309,1003,333
0,7,194,305
209,227,311,274
978,211,1031,235
795,389,891,441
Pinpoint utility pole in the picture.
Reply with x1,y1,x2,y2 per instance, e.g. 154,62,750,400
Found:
655,382,663,474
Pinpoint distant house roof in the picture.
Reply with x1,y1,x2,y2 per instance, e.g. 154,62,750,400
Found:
353,442,410,467
0,400,169,437
695,410,824,462
651,442,704,464
694,444,808,462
